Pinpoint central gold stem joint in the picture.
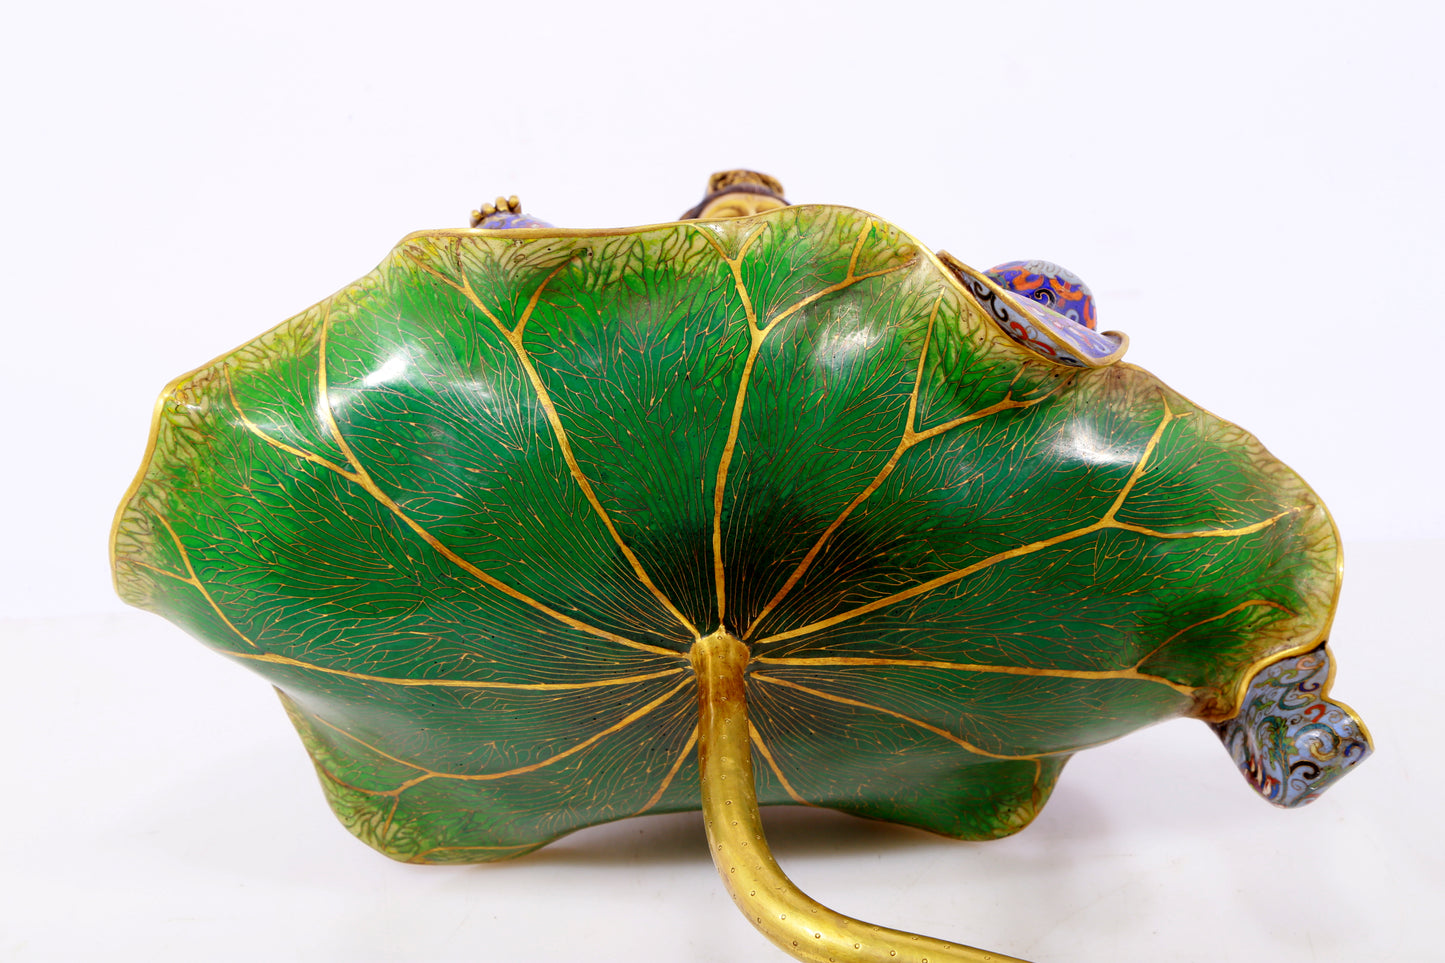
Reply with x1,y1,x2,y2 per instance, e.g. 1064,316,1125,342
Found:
688,629,1032,963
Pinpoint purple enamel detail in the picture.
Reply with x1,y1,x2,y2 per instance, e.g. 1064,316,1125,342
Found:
986,259,1097,330
956,270,1122,367
475,212,555,230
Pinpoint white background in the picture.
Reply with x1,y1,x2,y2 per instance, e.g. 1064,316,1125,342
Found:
2,1,1441,961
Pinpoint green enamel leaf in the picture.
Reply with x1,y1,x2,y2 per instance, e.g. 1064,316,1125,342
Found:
113,205,1338,861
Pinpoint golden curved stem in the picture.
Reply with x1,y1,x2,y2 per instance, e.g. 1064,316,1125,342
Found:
690,631,1034,963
